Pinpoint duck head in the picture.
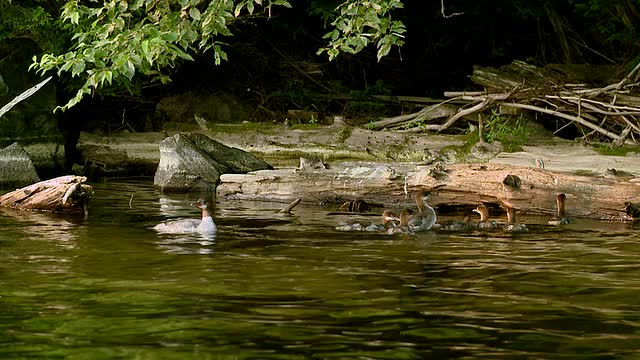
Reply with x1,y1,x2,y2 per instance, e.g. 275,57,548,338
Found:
382,210,400,228
472,204,490,222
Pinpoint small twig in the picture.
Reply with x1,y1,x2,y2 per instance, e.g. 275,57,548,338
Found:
559,98,640,116
278,198,301,214
547,95,640,112
616,60,640,90
437,99,491,132
440,0,464,18
129,194,134,208
478,113,485,144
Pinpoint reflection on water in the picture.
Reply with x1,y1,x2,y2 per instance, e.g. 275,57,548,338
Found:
1,179,640,358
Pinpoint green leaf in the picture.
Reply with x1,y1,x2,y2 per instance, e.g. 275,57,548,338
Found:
189,7,201,21
376,43,391,61
141,40,151,63
123,60,135,80
176,51,194,61
161,32,178,42
72,61,86,77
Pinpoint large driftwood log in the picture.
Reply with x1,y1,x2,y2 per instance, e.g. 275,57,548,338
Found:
217,163,639,220
0,175,93,212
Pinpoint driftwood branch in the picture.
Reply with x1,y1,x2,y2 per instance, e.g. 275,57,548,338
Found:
502,102,622,141
278,198,301,214
0,175,93,212
0,76,52,119
371,59,640,144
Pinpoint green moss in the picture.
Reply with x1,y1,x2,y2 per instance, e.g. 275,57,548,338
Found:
251,146,377,167
209,123,279,135
572,169,598,177
593,144,638,156
289,123,323,130
335,126,352,143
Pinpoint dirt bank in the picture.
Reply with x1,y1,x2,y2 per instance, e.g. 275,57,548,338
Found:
73,119,640,177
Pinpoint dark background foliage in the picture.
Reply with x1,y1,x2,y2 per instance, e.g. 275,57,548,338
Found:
2,0,640,124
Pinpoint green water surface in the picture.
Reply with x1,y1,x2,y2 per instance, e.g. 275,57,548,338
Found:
1,180,640,359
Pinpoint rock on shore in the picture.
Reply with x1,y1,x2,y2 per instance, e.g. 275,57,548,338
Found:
0,142,40,188
154,132,272,192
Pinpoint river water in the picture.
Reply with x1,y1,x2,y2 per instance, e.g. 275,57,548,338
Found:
1,179,640,359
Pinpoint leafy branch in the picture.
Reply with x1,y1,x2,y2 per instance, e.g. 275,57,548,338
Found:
30,0,290,111
318,0,406,61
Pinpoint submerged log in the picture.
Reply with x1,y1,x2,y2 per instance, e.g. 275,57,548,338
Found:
217,162,640,221
0,175,93,212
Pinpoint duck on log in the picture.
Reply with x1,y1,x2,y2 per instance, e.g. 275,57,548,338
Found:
217,162,639,221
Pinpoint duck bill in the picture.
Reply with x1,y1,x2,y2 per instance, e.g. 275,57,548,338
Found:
191,200,206,209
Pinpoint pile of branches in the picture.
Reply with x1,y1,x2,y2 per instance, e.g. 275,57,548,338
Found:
370,60,640,145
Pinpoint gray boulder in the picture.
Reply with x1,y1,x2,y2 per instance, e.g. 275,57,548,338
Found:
0,142,40,188
154,133,272,192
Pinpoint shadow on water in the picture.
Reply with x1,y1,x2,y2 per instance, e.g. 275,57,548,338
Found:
1,179,640,358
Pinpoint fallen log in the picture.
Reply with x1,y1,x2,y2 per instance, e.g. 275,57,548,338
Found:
0,175,93,212
217,162,639,221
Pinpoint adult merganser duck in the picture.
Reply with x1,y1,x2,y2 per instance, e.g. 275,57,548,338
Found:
153,196,217,234
408,192,437,232
548,193,570,225
472,204,499,229
335,209,399,232
502,203,528,232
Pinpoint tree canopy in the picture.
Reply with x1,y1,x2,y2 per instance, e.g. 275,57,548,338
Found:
2,0,639,110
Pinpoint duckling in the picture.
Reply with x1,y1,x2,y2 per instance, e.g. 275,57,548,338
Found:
388,208,416,235
339,199,370,213
336,209,398,232
472,204,499,229
365,209,400,232
435,216,474,232
622,202,640,222
408,192,437,232
548,193,570,225
502,203,528,232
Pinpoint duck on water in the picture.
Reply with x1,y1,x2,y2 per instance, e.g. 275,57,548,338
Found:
153,196,217,234
472,203,499,229
335,209,399,232
548,193,570,225
501,202,528,232
387,192,438,235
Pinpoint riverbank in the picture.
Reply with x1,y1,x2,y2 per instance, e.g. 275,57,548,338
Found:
68,119,640,177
